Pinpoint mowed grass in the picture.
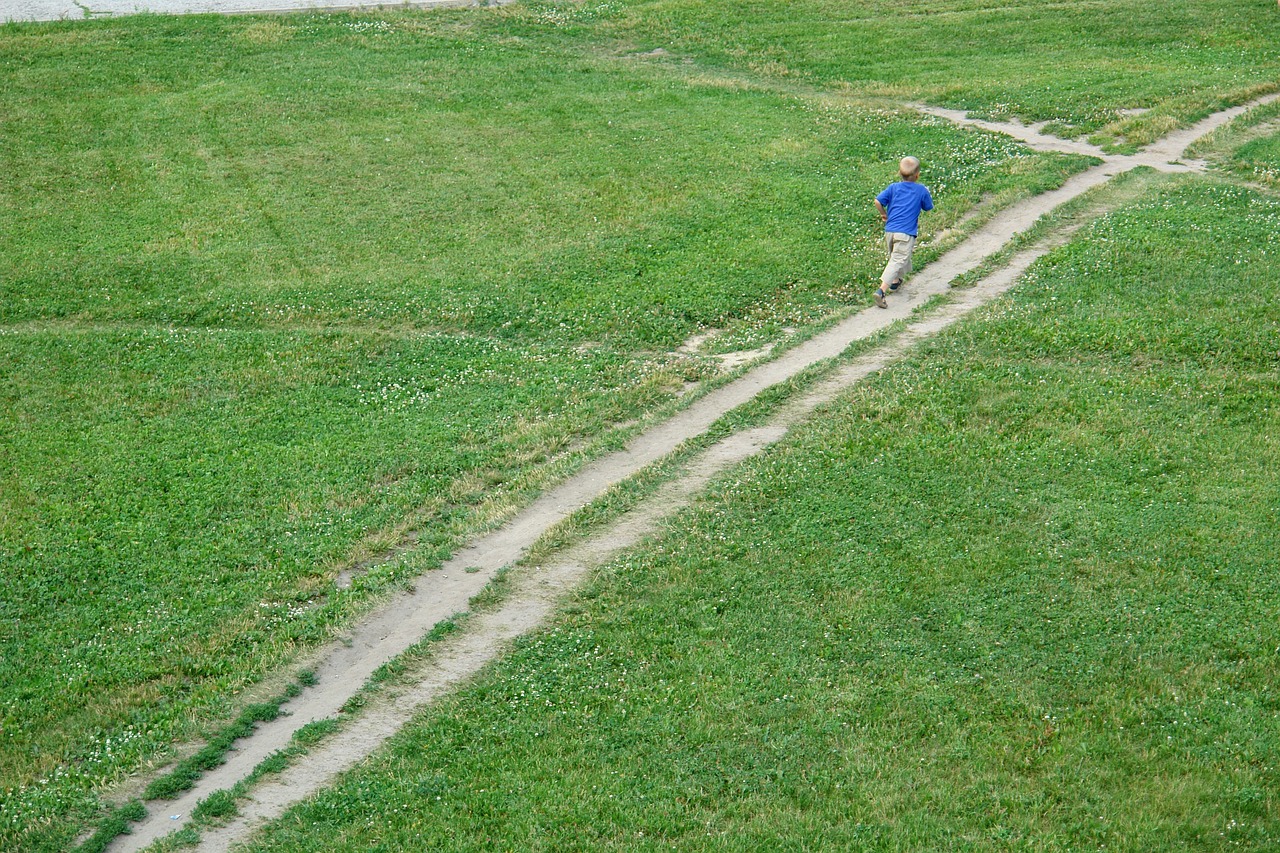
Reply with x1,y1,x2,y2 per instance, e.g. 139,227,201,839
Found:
0,7,1075,342
606,0,1280,149
2,0,1279,848
1221,109,1280,189
0,329,689,787
240,177,1280,851
0,4,1089,846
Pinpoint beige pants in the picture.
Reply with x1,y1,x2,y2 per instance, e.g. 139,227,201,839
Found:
881,231,916,287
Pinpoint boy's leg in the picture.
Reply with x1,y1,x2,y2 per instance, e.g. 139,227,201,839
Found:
880,232,916,288
891,243,912,290
886,233,908,291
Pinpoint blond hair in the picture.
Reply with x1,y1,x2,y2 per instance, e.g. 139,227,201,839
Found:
899,156,921,178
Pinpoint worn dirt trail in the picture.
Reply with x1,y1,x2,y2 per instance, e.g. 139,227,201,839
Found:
111,92,1279,852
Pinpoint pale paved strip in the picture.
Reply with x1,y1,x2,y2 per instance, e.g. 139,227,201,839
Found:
109,93,1279,851
2,0,487,24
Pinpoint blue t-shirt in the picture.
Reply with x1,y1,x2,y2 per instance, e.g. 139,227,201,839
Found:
876,181,934,236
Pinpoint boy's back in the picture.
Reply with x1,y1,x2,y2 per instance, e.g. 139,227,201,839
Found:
876,180,933,236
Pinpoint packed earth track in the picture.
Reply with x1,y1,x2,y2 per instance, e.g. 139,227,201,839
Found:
100,90,1280,851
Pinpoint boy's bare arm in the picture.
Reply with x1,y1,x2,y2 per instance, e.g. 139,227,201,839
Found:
874,199,887,222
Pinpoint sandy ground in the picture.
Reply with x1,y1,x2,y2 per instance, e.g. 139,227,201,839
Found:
101,92,1279,852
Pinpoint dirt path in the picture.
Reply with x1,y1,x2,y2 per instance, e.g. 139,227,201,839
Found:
110,92,1279,852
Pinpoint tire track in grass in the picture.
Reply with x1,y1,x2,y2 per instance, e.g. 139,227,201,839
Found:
109,90,1280,852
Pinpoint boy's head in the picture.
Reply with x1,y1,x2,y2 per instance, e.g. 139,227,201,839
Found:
898,156,921,181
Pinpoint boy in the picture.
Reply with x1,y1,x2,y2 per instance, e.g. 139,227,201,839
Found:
872,156,933,308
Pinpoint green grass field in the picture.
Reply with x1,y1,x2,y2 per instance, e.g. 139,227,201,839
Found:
2,0,1279,849
604,0,1280,148
241,176,1280,851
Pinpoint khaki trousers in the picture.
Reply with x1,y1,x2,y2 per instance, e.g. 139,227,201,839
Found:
881,231,916,287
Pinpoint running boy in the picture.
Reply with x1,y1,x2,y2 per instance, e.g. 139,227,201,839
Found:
872,156,933,308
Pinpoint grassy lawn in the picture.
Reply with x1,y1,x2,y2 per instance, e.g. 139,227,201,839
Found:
2,6,1091,344
604,0,1280,149
1216,104,1280,189
2,0,1279,848
241,176,1280,851
1,5,1082,846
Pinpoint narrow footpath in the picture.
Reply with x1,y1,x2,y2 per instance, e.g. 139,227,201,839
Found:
111,91,1280,852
